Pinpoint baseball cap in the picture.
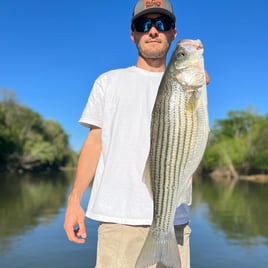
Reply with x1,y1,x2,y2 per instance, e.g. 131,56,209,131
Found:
131,0,176,23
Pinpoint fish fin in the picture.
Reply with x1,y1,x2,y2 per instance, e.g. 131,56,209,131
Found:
135,228,181,268
142,158,153,198
186,91,200,113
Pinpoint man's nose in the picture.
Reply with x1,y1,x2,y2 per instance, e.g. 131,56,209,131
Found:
148,25,159,36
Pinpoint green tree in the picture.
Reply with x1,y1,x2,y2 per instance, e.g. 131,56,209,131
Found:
0,89,77,171
247,116,268,172
212,108,260,140
202,108,267,175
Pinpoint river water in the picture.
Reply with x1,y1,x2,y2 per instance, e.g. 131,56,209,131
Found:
0,171,267,268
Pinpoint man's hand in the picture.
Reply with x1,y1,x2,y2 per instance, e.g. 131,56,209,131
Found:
64,200,87,244
63,127,102,244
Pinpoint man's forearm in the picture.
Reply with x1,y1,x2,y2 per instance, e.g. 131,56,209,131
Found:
69,127,102,203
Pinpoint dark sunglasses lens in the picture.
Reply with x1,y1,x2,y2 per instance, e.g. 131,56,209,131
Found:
155,20,165,31
156,17,172,31
134,18,152,32
134,17,173,32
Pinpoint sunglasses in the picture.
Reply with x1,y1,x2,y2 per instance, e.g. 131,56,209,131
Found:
132,16,175,33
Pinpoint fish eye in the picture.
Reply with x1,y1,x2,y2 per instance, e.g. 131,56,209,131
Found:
176,51,185,58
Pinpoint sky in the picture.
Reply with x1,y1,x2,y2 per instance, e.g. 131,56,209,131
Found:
1,0,267,151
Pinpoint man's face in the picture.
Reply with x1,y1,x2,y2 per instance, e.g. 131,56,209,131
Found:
131,14,177,60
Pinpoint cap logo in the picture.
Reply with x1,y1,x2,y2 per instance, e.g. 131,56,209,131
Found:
144,0,163,9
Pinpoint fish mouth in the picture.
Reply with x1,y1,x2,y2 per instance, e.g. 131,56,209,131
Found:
178,39,203,50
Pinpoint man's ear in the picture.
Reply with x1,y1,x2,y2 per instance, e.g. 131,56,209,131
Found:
130,31,135,43
173,28,177,40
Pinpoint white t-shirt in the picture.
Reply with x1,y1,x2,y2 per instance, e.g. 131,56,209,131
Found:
79,66,191,225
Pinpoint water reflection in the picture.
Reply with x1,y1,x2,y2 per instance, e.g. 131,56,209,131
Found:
192,178,268,247
0,171,73,255
0,172,268,268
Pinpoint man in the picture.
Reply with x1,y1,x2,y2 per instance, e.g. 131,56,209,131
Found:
64,1,209,267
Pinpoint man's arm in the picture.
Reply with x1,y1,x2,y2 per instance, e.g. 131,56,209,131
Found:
64,126,102,244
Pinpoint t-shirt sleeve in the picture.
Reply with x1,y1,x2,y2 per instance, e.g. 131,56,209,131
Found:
79,78,104,128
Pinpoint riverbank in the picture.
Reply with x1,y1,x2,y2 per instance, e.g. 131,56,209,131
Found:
209,168,268,183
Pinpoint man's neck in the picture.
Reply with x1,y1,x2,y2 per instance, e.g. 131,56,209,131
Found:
136,56,166,72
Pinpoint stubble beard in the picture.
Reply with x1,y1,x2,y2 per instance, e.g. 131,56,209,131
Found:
138,43,170,60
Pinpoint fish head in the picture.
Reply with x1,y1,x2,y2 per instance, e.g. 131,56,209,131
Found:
168,39,206,91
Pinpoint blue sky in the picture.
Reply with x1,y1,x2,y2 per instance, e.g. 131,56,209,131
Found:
1,0,267,151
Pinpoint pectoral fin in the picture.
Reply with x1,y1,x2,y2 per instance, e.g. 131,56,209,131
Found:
186,91,199,113
142,158,153,199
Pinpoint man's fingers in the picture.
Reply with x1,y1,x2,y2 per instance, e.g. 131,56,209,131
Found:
76,220,87,239
63,203,86,244
64,224,86,244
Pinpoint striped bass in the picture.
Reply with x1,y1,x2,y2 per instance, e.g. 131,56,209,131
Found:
135,39,209,268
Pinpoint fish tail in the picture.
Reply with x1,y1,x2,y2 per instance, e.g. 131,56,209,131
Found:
135,228,181,268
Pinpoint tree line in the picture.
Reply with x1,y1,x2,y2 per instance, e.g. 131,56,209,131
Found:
0,89,77,172
1,89,267,175
202,107,268,176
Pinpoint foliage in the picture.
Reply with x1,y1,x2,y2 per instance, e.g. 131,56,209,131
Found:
0,89,78,171
202,108,268,175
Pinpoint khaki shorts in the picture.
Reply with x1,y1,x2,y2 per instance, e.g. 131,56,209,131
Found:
95,222,191,268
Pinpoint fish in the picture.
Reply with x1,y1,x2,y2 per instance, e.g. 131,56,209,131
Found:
135,39,209,268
